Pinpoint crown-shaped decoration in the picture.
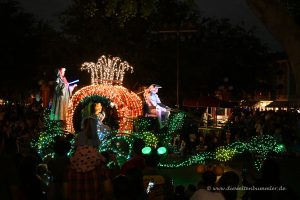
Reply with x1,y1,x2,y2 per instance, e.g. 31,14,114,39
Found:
81,55,133,85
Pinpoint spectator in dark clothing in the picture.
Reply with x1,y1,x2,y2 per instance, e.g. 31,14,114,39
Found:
101,151,121,179
47,136,71,200
143,150,175,200
113,168,146,200
0,137,20,200
250,159,298,200
113,175,135,200
191,170,224,200
19,155,45,200
185,184,197,199
125,168,147,200
63,145,113,200
217,171,239,200
121,138,146,174
174,185,188,200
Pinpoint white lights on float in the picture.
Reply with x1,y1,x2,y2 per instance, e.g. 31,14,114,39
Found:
66,55,142,133
81,55,133,85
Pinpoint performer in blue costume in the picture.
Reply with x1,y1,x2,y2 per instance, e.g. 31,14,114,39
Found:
88,102,111,142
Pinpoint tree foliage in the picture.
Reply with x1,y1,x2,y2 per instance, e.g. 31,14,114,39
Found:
58,0,273,104
280,0,300,24
0,1,37,88
0,0,70,97
1,0,275,103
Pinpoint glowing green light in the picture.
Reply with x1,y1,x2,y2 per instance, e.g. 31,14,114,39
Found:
275,144,285,153
157,147,167,155
142,146,152,155
215,146,236,162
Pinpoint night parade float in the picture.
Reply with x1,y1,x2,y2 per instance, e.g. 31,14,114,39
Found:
31,55,285,172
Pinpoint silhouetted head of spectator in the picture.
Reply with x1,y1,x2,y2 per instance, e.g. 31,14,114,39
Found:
20,155,40,178
100,150,115,164
144,150,160,168
125,167,144,181
65,132,75,141
175,185,185,195
218,171,239,200
261,158,280,185
125,167,145,198
218,171,239,187
187,184,197,193
113,175,134,200
185,183,197,199
0,137,17,155
202,171,217,187
53,136,71,156
36,164,47,177
132,138,146,155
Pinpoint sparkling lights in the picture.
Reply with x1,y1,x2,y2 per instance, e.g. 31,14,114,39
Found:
135,131,159,147
33,110,285,171
81,55,133,85
158,135,285,170
215,146,237,162
66,55,141,133
156,111,186,147
33,86,284,172
66,84,142,133
31,109,73,160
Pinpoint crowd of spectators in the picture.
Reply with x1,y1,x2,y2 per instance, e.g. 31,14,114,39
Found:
175,108,300,156
1,103,300,199
226,109,300,145
0,102,44,154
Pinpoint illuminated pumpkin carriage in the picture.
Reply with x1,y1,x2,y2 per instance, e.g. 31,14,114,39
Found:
65,55,143,133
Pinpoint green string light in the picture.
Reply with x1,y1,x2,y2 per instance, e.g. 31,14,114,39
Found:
215,146,236,162
31,109,68,160
134,131,159,147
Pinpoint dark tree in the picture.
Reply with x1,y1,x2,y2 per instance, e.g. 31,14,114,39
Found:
59,0,273,106
0,0,77,101
0,0,37,91
1,0,273,104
